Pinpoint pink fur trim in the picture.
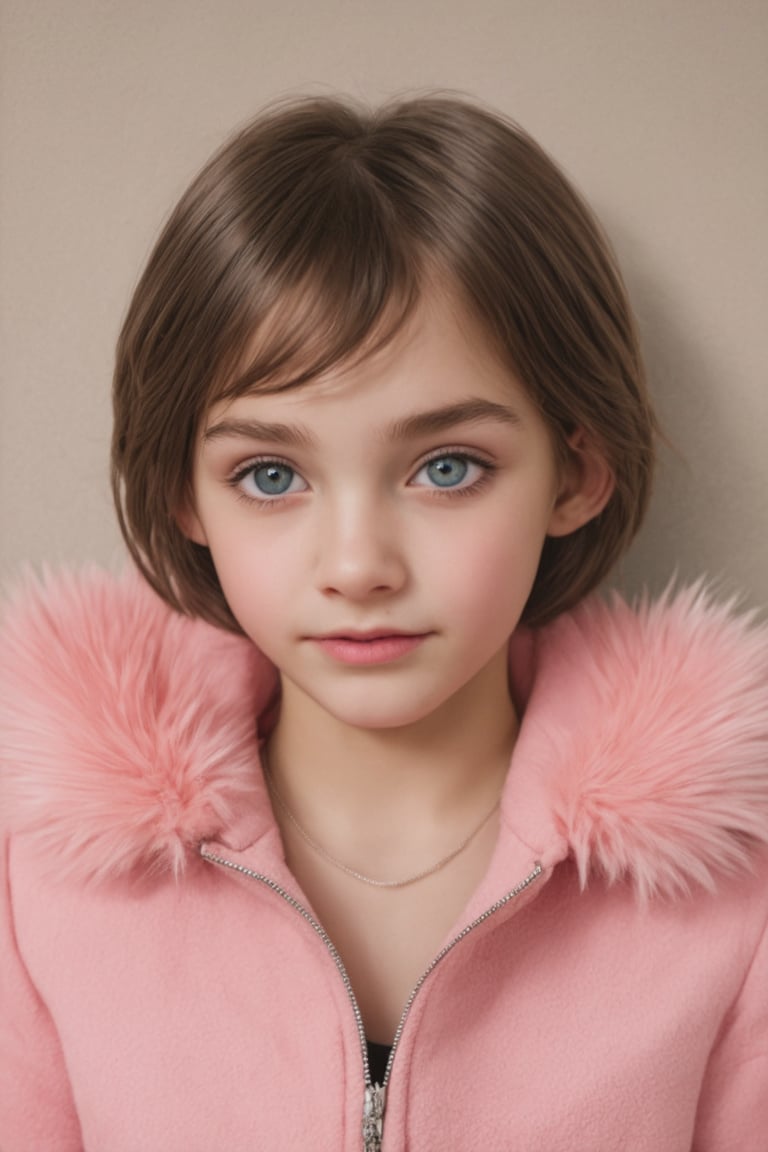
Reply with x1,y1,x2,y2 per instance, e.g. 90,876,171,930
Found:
531,583,768,900
0,568,275,881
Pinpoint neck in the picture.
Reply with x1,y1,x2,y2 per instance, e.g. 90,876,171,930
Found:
265,650,517,840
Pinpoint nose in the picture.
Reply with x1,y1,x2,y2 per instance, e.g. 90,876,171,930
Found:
314,493,407,600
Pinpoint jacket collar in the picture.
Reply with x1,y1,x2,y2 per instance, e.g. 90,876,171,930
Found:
2,569,767,900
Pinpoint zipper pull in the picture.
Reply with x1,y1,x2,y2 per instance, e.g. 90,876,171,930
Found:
362,1083,386,1151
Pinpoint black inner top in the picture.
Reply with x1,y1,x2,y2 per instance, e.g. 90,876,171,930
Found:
366,1039,393,1085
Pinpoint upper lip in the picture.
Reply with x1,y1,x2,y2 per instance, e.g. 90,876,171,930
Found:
312,629,426,641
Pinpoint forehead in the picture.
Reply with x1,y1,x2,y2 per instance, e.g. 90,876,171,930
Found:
202,291,540,437
205,264,525,403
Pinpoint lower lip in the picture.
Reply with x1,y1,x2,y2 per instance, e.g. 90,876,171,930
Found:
313,635,428,666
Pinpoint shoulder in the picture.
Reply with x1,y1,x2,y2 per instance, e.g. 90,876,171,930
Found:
0,566,276,881
510,582,768,901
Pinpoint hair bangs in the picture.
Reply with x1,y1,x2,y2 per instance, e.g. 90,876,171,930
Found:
217,265,421,404
211,152,425,404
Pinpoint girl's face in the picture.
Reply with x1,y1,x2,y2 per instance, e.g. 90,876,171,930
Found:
183,293,608,734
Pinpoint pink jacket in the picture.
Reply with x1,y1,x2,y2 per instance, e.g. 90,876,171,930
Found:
1,569,767,1151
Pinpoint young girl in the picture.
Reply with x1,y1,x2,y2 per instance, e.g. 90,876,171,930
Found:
1,95,766,1151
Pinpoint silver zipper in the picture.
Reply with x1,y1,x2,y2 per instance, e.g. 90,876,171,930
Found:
200,845,542,1151
378,861,543,1090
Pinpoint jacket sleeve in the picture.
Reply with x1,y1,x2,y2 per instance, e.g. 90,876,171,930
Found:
693,899,768,1149
0,835,84,1150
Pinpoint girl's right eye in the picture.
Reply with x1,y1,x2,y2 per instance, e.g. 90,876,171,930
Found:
230,461,308,501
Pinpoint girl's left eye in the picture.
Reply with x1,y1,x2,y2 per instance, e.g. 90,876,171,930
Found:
411,453,489,491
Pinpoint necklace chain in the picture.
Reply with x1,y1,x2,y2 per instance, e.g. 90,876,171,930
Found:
263,757,500,889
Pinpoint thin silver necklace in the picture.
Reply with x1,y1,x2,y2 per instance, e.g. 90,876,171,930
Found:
263,755,500,889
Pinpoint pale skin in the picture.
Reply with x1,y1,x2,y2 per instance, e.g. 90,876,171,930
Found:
181,291,614,1041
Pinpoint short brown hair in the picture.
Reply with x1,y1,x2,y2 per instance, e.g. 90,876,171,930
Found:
112,94,656,632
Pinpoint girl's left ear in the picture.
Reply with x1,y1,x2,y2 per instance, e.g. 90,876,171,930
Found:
546,429,615,538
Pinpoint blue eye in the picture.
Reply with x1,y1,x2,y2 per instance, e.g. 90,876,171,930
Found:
424,455,470,488
411,452,493,495
252,463,295,495
231,460,308,501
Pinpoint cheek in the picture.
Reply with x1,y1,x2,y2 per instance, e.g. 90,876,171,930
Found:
204,527,298,632
428,504,551,623
449,545,539,621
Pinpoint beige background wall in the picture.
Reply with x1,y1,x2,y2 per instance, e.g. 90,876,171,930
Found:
2,0,766,606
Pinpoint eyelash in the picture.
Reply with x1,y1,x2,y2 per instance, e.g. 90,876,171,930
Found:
226,449,497,507
415,448,497,499
227,455,301,510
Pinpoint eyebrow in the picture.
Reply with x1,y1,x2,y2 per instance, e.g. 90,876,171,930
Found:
386,399,521,440
202,398,521,448
202,419,317,448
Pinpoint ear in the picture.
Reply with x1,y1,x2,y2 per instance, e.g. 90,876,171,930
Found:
175,494,209,546
547,429,615,538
